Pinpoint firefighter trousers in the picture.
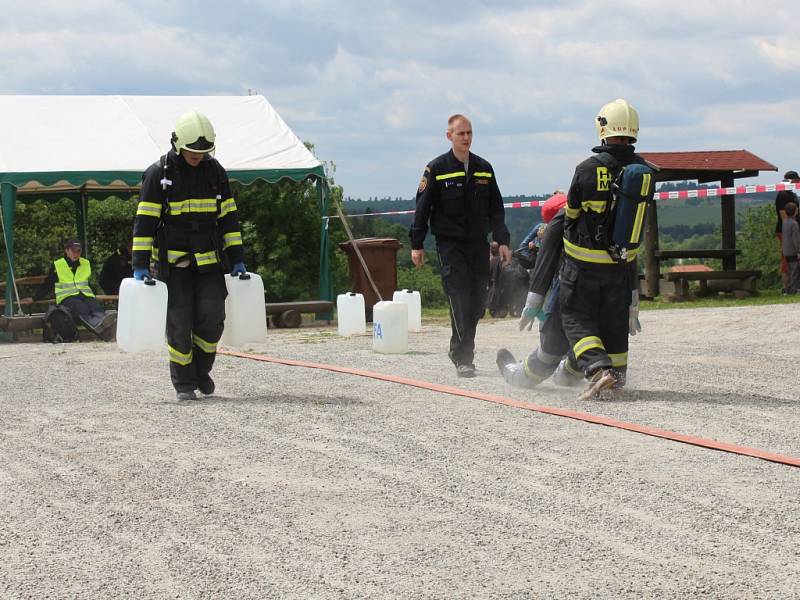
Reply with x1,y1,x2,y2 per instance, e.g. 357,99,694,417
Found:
522,301,571,382
558,258,630,378
166,267,227,393
436,237,489,367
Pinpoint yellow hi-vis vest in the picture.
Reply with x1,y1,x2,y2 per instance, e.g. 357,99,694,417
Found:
54,257,95,304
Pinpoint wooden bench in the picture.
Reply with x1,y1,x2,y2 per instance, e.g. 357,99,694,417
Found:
265,300,334,328
0,275,119,331
661,269,762,301
0,276,48,315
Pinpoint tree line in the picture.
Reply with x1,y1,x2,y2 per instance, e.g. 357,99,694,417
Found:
1,177,782,309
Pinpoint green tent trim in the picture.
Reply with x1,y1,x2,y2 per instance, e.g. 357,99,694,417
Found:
0,166,325,188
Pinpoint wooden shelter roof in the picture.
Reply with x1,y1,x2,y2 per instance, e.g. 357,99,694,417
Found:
639,150,778,183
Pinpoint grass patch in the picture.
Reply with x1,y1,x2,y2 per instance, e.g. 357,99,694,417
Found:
641,289,800,310
420,289,800,318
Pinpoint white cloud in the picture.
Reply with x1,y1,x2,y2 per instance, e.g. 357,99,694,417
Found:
757,38,800,71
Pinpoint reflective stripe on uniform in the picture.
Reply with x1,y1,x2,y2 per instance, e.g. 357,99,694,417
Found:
218,197,237,218
640,173,652,196
565,206,581,219
581,200,608,213
168,345,193,366
435,171,466,181
223,231,242,248
167,250,190,263
192,333,217,354
522,357,548,383
195,251,218,266
564,358,583,377
630,202,647,244
168,198,218,215
563,238,639,264
609,352,628,367
473,171,493,178
132,236,154,252
573,336,604,359
136,201,162,217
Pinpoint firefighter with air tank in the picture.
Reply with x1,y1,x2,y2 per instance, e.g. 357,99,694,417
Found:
558,98,653,399
131,111,246,402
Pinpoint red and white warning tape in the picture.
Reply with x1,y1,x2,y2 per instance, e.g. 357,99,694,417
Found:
652,181,800,201
333,182,800,219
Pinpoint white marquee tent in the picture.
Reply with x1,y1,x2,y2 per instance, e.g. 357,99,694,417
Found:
0,95,332,317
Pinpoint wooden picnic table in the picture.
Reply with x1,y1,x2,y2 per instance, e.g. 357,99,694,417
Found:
661,269,762,301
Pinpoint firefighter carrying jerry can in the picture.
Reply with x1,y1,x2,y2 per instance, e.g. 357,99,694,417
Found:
131,111,247,401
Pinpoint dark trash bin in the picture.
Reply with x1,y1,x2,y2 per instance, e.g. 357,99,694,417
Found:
338,237,402,321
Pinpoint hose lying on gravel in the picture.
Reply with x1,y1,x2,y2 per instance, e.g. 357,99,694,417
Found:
219,348,800,469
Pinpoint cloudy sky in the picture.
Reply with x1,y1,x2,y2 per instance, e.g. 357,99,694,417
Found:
1,0,798,199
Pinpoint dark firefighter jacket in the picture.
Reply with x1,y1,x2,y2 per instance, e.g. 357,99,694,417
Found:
132,150,244,273
529,209,565,296
564,144,642,290
410,150,510,249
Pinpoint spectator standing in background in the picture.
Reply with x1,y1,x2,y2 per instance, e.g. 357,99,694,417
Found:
775,170,800,291
99,243,133,295
781,202,800,295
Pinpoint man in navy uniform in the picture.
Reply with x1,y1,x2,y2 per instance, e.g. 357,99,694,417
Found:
410,114,511,377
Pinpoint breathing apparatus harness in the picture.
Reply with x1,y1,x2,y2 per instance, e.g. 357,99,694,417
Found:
592,152,653,265
155,153,227,279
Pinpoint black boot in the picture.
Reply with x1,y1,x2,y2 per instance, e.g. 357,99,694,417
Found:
197,375,215,396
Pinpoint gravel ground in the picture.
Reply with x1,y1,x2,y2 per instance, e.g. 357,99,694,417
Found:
1,303,799,599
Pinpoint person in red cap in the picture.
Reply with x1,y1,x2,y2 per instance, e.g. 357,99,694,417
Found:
496,193,583,388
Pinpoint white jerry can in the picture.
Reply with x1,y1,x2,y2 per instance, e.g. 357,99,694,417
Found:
391,289,422,332
372,300,408,354
116,277,168,353
221,272,267,348
337,292,366,336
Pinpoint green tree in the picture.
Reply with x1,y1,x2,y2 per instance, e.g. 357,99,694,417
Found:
737,205,780,289
1,197,78,278
86,196,137,266
235,178,327,302
397,264,447,308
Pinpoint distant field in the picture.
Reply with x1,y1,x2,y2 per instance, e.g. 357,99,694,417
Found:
655,200,765,228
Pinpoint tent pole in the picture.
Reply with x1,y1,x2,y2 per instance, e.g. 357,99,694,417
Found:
2,183,17,329
76,189,89,260
316,178,332,319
